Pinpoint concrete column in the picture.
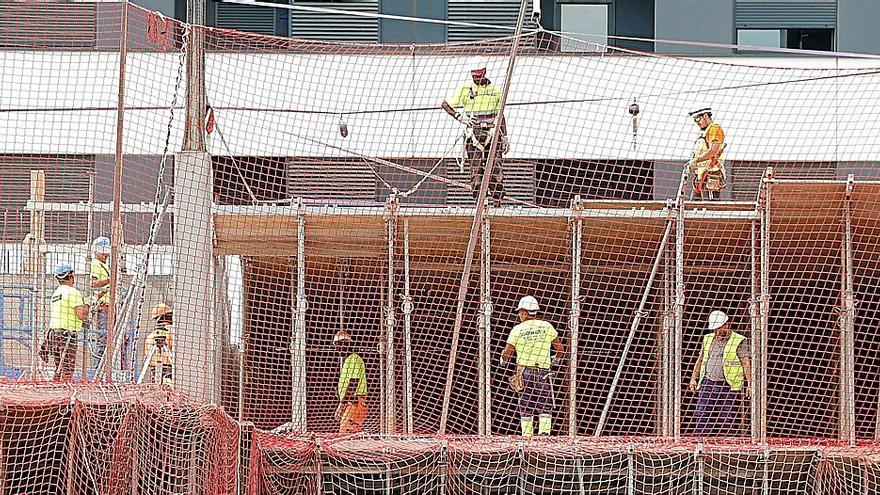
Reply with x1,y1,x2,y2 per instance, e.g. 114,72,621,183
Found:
172,151,216,403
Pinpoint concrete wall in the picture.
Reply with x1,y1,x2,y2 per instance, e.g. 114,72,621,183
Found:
379,0,446,43
655,0,734,54
837,0,880,54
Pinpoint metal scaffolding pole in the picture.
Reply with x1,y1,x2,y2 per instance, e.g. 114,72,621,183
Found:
477,205,493,436
383,195,398,435
673,193,685,440
402,220,414,435
840,175,856,445
661,200,675,437
750,219,759,442
106,0,129,382
595,218,673,436
439,0,528,434
755,168,773,443
569,196,583,437
290,204,308,432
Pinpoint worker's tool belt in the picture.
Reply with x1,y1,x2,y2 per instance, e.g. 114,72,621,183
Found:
468,113,504,151
704,169,726,192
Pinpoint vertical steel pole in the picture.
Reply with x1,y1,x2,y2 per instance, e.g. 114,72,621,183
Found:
840,175,855,444
569,196,583,437
106,0,130,382
673,194,685,440
479,207,493,435
439,0,529,434
402,220,414,435
383,196,397,435
290,204,307,432
750,219,759,442
757,168,773,444
661,201,675,437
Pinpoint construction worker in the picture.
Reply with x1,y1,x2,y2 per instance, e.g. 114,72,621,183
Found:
501,296,564,437
144,303,174,386
687,107,727,200
90,236,111,359
441,60,508,206
689,310,752,436
333,330,368,434
41,264,88,381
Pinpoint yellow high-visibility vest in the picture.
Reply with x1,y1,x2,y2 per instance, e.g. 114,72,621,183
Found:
699,331,746,391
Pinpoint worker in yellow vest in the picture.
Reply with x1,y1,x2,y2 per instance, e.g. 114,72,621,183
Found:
689,310,752,436
90,236,111,359
687,107,727,200
41,264,89,381
441,59,508,206
333,330,368,434
501,296,564,437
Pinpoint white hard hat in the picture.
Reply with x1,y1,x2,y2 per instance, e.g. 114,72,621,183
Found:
92,236,111,254
688,107,713,118
333,330,351,344
707,310,729,330
469,56,488,75
516,296,540,313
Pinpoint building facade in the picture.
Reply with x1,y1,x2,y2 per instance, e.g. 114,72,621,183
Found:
176,0,879,55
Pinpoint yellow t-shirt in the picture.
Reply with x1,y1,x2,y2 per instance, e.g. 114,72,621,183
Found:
90,258,110,305
338,353,368,400
445,82,501,114
506,319,558,369
693,122,726,174
49,284,85,331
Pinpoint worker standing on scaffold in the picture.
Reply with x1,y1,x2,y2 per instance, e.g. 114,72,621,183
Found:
441,59,509,206
689,310,752,436
501,296,564,437
687,107,727,200
89,236,112,362
40,264,89,381
333,330,368,434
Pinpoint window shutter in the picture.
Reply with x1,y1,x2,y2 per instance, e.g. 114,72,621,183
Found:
736,1,837,29
447,160,534,206
289,159,377,201
290,1,379,41
447,0,534,42
216,2,278,35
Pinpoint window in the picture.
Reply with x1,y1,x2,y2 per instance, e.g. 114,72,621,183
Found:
737,28,834,51
560,3,609,53
737,29,783,49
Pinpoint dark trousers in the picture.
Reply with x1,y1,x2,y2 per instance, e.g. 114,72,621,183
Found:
466,129,505,204
41,329,77,381
694,380,741,436
519,368,553,417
